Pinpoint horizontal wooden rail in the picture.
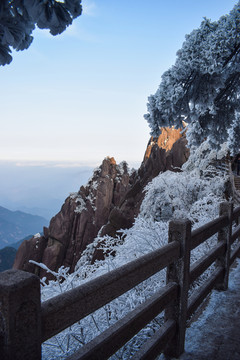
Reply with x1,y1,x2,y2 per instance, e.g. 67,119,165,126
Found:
191,215,228,250
187,266,224,319
41,241,180,342
131,319,176,360
67,283,178,360
230,224,240,245
230,242,240,266
232,206,240,221
189,241,225,285
2,201,240,360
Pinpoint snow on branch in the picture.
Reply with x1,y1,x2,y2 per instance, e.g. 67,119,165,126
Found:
144,2,240,151
0,0,82,65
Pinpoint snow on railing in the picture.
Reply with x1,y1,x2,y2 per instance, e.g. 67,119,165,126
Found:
1,202,240,359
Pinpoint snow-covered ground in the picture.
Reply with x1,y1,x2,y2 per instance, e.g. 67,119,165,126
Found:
159,258,240,360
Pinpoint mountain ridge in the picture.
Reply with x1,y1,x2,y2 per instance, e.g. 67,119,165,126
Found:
0,206,48,249
13,129,189,279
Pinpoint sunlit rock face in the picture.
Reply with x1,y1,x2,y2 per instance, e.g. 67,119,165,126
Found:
13,128,189,279
94,128,189,260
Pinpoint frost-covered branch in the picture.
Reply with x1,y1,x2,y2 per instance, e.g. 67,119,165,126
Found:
0,0,82,65
145,2,240,150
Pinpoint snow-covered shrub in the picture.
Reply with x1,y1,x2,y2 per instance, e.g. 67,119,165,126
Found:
140,169,225,224
227,112,240,156
181,140,228,172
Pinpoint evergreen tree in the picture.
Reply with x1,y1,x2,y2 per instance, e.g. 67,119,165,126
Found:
228,112,240,155
144,2,240,150
0,0,82,66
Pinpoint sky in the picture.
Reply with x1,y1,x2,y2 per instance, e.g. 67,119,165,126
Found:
0,0,238,218
1,0,238,167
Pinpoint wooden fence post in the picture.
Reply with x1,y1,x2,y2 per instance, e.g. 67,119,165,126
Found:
0,269,41,360
215,201,233,290
164,219,191,358
235,206,240,258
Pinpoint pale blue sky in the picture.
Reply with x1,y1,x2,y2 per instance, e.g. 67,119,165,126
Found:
1,0,238,167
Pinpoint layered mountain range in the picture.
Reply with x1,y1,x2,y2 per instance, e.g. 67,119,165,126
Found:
0,206,48,249
13,128,189,279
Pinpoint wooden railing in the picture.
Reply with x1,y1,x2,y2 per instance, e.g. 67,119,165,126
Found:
229,163,240,204
212,156,240,204
1,202,240,360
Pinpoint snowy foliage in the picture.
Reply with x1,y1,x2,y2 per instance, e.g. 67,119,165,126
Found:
0,0,82,65
144,2,240,150
118,161,129,176
182,140,228,172
74,195,86,213
227,112,240,155
70,192,87,213
140,140,226,226
34,232,41,238
140,170,224,223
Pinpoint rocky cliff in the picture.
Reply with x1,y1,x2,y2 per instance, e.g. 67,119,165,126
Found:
13,128,189,279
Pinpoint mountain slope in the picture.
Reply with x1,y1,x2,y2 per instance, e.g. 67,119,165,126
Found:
0,206,48,249
0,247,17,272
0,235,33,272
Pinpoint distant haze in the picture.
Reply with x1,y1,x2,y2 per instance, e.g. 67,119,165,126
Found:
0,161,95,219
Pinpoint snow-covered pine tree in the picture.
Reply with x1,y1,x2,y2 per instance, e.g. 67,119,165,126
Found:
227,112,240,155
144,2,240,150
0,0,82,65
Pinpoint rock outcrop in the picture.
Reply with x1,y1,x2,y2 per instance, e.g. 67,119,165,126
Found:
13,158,131,279
13,128,189,279
94,128,189,260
